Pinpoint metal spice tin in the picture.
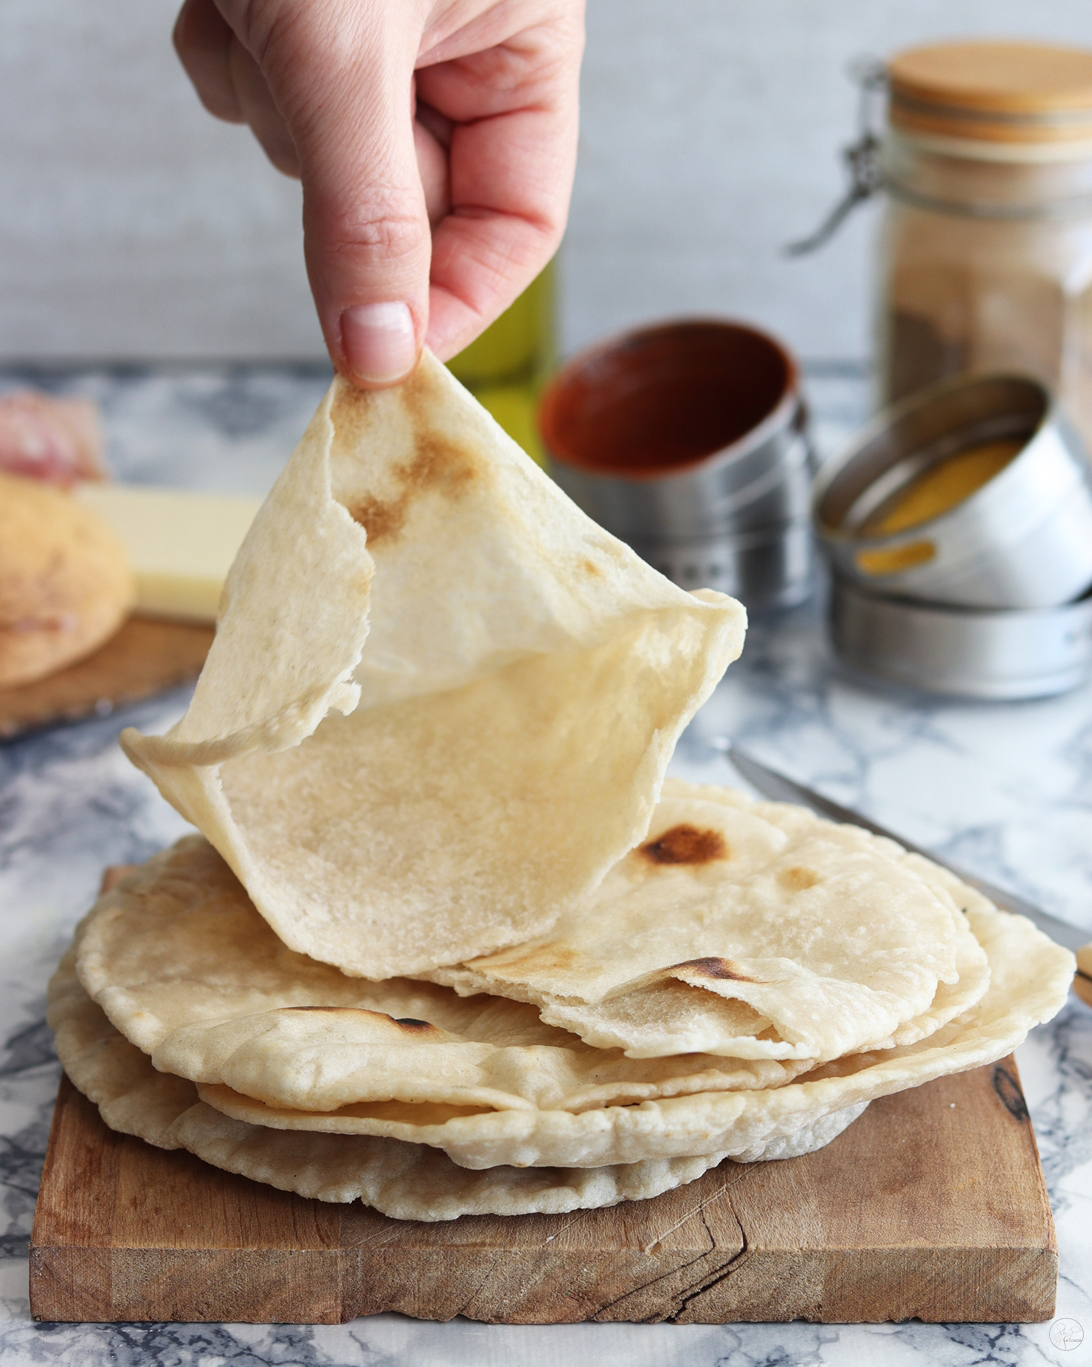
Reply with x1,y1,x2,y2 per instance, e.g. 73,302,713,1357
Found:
813,373,1092,610
540,320,816,611
830,574,1092,700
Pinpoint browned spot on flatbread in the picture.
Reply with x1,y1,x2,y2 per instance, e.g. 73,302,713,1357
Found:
286,1006,439,1034
348,430,478,548
669,956,757,983
327,381,379,451
348,493,407,545
406,430,478,496
581,559,602,577
780,865,820,891
640,825,728,865
398,360,434,408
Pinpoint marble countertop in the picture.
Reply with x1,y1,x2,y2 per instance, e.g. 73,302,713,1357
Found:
1,363,1090,1366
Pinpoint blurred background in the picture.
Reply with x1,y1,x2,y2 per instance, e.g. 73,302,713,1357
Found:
3,0,1090,367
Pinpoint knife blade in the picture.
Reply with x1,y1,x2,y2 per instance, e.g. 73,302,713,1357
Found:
723,743,1090,956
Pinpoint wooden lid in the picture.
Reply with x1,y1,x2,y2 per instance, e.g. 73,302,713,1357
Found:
888,41,1092,146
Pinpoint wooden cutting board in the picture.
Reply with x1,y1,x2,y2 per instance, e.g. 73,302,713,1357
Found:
29,1053,1056,1325
0,617,213,739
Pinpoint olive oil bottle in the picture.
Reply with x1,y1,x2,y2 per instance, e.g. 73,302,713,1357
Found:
447,261,555,465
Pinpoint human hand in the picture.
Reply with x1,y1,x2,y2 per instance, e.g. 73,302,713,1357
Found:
173,0,583,387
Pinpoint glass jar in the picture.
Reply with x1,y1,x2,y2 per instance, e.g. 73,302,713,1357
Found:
874,43,1092,447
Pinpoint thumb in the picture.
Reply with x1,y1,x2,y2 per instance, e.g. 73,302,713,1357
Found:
291,29,430,387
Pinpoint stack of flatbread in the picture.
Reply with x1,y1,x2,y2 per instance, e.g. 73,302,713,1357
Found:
49,355,1075,1222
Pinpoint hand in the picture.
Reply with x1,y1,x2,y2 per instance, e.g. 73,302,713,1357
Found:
174,0,583,386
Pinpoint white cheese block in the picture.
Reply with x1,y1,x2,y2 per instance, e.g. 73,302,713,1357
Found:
73,484,261,624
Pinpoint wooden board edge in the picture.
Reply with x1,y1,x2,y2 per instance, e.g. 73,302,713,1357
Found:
667,1245,1059,1326
1006,1059,1059,1264
28,1075,78,1288
29,1246,345,1325
28,1242,1058,1327
29,1057,1061,1326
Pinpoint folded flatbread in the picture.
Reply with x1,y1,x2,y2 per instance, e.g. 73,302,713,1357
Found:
426,782,991,1062
120,355,745,978
69,816,1066,1171
48,952,749,1221
189,885,1071,1170
75,837,813,1118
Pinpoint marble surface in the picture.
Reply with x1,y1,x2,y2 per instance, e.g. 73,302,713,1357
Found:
1,365,1091,1365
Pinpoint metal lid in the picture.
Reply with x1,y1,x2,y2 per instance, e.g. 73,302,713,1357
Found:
888,41,1092,150
812,372,1092,610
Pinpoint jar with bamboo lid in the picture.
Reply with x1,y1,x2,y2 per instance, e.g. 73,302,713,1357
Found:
877,41,1092,442
794,41,1092,446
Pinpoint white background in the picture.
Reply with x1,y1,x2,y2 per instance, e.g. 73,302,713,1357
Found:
2,0,1090,364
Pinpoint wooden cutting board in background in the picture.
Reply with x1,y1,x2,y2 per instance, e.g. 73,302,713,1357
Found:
0,617,213,739
29,1053,1057,1325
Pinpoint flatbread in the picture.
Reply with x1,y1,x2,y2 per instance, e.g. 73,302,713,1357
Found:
75,837,813,1117
120,354,745,978
190,892,1071,1170
49,953,856,1221
426,782,990,1062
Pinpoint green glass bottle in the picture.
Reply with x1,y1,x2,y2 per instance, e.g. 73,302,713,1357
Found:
447,261,555,465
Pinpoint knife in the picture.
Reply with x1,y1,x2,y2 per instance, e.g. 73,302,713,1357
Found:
720,743,1092,1004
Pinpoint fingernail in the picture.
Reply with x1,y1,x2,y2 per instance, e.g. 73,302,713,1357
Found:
340,302,417,384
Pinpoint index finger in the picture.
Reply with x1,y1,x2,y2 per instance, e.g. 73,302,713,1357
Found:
415,18,582,358
174,0,246,123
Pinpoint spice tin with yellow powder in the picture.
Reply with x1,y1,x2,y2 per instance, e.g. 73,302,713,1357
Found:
813,373,1092,610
